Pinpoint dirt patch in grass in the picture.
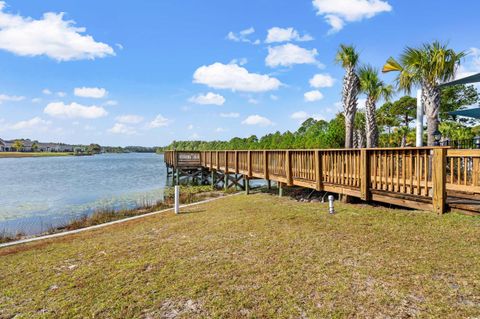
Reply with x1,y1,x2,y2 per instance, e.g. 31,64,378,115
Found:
0,193,479,318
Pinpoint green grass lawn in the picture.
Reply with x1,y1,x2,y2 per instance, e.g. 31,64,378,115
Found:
0,152,73,158
1,193,479,318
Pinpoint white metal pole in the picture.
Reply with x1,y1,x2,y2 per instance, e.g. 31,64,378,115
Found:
174,185,180,214
416,89,424,147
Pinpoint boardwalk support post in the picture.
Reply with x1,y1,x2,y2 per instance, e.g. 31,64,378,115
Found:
279,182,283,197
245,177,250,194
211,170,215,188
360,149,371,201
432,148,447,214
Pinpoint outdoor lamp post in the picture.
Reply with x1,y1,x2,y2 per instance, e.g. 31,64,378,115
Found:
474,136,480,149
433,130,442,146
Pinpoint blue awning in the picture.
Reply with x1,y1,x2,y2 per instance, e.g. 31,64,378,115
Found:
439,73,480,88
449,107,480,119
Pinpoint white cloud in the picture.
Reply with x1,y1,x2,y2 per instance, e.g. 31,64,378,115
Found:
116,114,144,124
248,98,259,104
187,124,194,130
42,89,52,95
291,111,325,122
56,91,67,97
304,90,324,102
229,57,248,65
188,92,226,106
74,87,108,98
10,116,51,130
44,102,108,119
270,94,279,101
220,112,240,118
242,115,273,126
266,43,318,68
312,0,392,33
309,73,336,88
0,2,114,61
193,62,281,92
148,114,170,128
456,47,480,79
31,97,42,103
0,94,24,103
226,27,260,44
108,123,137,135
265,27,313,43
215,127,227,132
104,100,118,106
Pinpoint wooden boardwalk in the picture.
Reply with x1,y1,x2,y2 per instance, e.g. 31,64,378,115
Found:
164,148,480,214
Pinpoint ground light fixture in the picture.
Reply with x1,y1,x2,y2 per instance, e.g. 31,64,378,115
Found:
433,130,442,146
328,195,335,214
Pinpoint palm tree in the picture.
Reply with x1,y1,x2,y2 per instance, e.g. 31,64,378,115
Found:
382,41,465,146
335,45,360,148
358,65,393,148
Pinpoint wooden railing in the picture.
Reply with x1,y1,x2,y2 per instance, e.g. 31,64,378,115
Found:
165,147,453,214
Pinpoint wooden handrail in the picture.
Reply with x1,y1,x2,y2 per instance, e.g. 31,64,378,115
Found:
163,147,454,213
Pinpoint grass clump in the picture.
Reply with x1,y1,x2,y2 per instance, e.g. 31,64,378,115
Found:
1,193,478,317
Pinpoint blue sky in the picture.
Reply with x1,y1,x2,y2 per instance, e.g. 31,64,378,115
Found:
0,0,479,146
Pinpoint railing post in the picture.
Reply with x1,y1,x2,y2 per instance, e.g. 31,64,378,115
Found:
247,150,252,177
315,150,322,191
235,151,239,174
263,150,269,180
432,148,447,214
286,150,292,186
216,151,219,170
360,149,371,201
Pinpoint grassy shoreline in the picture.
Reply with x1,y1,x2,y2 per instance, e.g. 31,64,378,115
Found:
0,193,479,317
0,152,74,158
0,186,224,244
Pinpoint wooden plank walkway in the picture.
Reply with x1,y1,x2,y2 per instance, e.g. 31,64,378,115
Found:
164,148,480,214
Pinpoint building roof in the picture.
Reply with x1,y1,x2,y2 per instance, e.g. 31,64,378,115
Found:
439,72,480,88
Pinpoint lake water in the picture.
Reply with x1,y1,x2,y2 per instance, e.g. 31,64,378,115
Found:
0,153,169,235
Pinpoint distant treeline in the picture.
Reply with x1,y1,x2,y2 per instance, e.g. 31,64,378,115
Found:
157,114,345,151
103,146,158,153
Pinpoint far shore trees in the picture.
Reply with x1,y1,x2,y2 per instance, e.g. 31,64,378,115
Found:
382,41,465,146
336,44,360,149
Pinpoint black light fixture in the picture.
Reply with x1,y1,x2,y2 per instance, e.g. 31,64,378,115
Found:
433,130,442,146
474,136,480,149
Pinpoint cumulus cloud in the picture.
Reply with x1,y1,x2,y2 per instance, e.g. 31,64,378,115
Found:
215,127,227,132
304,90,324,102
455,47,480,79
74,87,108,98
226,27,260,45
44,102,108,119
56,91,67,97
108,123,137,135
104,100,118,106
290,111,324,122
10,116,51,130
148,114,170,128
42,89,52,95
0,94,24,103
0,2,114,61
193,62,281,92
265,27,313,43
242,115,273,126
312,0,392,34
309,73,335,88
220,112,240,118
266,43,319,68
188,92,226,106
116,114,144,124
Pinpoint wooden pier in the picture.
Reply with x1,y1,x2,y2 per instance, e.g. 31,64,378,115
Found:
164,148,480,214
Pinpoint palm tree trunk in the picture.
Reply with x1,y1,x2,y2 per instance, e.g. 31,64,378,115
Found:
365,97,378,148
343,66,359,148
423,82,440,146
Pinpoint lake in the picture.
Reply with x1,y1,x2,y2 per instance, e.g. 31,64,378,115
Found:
0,153,169,235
